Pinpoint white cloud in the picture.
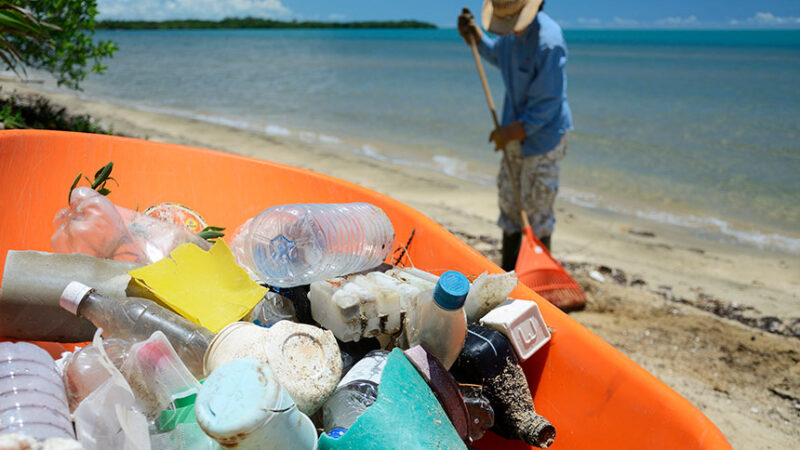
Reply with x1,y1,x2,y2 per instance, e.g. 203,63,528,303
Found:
655,15,698,26
612,17,639,26
746,11,800,25
576,17,601,26
97,0,291,21
328,13,346,21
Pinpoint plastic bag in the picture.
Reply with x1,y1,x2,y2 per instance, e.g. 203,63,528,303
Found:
51,187,210,264
73,329,150,450
63,339,131,411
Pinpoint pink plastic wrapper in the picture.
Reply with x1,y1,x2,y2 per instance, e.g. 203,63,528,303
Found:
51,187,210,264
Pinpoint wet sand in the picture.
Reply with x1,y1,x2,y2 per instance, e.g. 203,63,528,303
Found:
2,78,799,448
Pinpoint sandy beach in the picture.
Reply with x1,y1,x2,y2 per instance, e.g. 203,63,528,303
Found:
2,78,799,448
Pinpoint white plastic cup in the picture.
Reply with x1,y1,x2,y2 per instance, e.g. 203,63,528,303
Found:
0,342,74,440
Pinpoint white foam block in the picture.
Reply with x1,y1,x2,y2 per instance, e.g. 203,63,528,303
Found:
479,299,551,361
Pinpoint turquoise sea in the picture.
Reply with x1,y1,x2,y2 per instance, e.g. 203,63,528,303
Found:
73,29,800,253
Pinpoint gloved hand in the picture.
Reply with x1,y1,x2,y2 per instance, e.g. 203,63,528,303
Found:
458,8,482,45
489,122,526,152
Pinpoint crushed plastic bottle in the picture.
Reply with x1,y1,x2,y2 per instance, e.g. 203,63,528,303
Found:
59,281,214,377
0,342,74,440
232,203,395,287
404,271,470,369
63,338,130,411
322,350,389,431
195,358,317,450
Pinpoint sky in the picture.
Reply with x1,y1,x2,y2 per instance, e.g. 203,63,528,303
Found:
96,0,800,29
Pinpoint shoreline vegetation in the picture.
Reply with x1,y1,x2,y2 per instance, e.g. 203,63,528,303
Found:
96,18,437,30
0,91,113,134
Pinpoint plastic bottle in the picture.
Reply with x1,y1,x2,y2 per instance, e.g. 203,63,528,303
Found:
63,338,131,411
450,325,556,448
59,281,214,377
195,358,317,450
236,203,395,287
246,291,297,327
337,338,380,376
403,271,470,370
0,342,74,440
322,349,389,432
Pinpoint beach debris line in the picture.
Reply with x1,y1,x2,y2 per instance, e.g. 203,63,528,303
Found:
0,162,560,449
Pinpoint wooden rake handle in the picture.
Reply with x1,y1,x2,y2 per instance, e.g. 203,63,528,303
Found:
467,31,532,231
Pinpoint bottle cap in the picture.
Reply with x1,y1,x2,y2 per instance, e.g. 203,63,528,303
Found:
433,271,470,310
327,428,347,439
60,281,94,315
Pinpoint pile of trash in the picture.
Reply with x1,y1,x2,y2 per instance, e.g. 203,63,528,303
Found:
0,163,555,449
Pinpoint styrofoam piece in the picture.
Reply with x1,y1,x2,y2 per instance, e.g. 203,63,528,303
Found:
479,299,551,361
385,268,437,292
464,271,519,323
309,272,422,342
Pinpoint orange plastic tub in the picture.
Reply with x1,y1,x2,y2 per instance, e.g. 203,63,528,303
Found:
0,130,730,449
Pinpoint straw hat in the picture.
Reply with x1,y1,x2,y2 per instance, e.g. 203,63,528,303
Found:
481,0,543,35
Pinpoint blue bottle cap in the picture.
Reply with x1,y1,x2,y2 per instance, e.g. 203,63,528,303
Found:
433,271,470,310
327,428,347,439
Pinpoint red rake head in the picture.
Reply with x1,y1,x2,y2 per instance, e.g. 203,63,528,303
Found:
516,229,586,311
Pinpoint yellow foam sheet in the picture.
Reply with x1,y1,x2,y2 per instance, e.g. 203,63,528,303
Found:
128,240,266,333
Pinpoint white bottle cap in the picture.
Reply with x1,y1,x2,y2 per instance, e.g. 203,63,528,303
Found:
60,281,94,315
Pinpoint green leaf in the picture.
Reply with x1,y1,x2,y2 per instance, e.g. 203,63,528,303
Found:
197,230,225,241
201,226,226,232
96,187,111,196
68,172,81,203
91,161,113,187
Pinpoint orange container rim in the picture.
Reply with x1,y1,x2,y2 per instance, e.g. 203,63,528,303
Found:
0,130,730,449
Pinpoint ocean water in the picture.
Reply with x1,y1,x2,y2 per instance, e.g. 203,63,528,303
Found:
72,28,799,253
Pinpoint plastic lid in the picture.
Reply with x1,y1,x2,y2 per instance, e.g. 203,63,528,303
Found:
195,359,292,438
433,271,470,310
60,281,94,315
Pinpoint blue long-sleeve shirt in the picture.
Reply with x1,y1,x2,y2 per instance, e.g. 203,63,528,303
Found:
478,12,573,157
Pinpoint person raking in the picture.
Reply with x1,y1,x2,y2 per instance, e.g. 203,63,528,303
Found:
458,0,573,272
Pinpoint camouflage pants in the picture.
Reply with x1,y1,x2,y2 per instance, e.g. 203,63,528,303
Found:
497,136,567,237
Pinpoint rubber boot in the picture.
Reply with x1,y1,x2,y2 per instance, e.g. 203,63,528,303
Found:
501,232,522,272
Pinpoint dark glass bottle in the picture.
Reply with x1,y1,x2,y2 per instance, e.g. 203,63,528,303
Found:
450,324,555,448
